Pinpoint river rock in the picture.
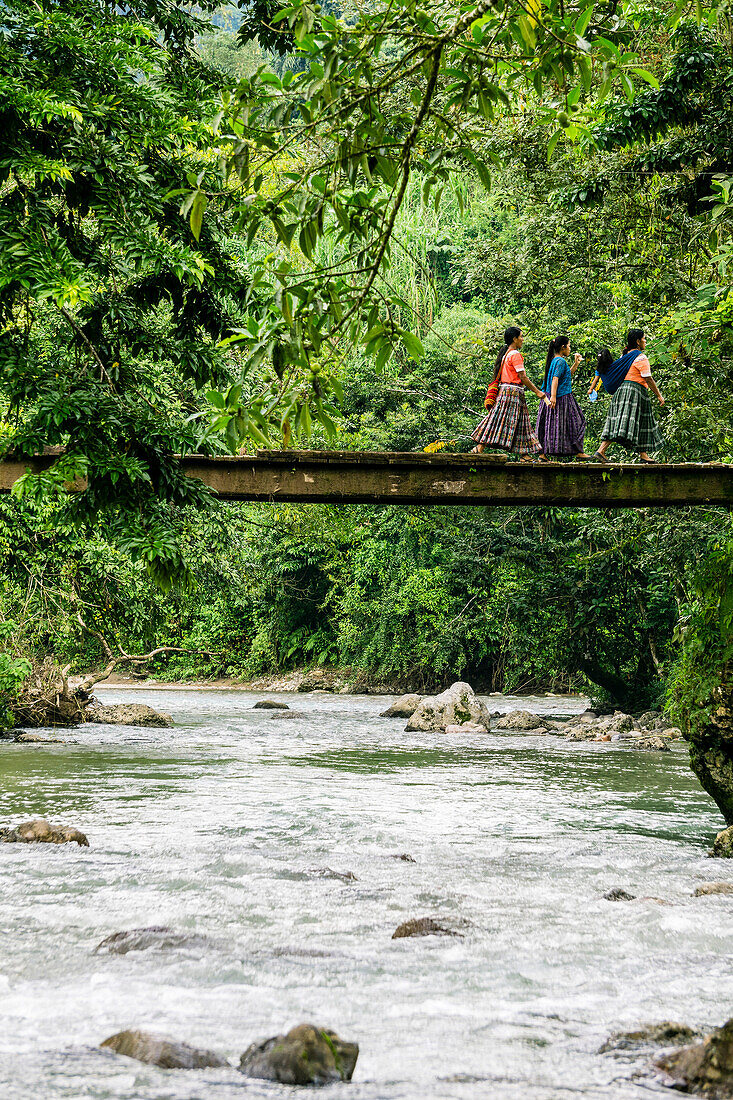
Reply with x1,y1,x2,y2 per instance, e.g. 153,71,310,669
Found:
86,703,173,727
599,1022,698,1052
391,916,459,938
494,710,544,731
693,882,733,897
380,694,421,718
391,853,416,862
0,818,88,846
712,827,733,858
655,1017,733,1096
445,722,491,735
101,1029,229,1069
14,732,64,743
613,712,635,732
660,727,683,740
239,1024,358,1085
270,710,306,720
307,867,357,882
253,699,289,710
629,735,670,752
405,682,489,733
603,888,637,901
94,926,210,954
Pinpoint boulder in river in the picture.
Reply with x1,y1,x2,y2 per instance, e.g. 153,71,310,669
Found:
94,926,210,954
603,888,637,901
494,709,545,731
712,827,733,858
390,853,416,862
629,735,670,752
391,916,459,939
0,818,88,846
101,1029,229,1069
380,694,421,718
599,1021,699,1052
405,682,489,733
253,699,289,709
655,1017,733,1096
270,711,306,720
86,703,173,727
444,722,491,735
693,882,733,897
239,1024,358,1085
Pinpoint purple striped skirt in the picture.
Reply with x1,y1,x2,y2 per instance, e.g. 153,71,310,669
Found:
535,393,586,455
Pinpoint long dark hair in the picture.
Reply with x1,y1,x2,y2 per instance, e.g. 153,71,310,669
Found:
494,326,522,378
596,347,614,374
624,328,644,353
543,334,570,390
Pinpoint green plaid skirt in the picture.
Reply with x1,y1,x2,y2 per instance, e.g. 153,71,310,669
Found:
601,381,663,452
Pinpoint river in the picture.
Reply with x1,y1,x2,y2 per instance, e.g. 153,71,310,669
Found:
1,688,731,1099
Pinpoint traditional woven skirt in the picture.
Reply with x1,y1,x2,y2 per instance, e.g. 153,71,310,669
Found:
471,383,542,455
536,393,586,455
601,381,663,452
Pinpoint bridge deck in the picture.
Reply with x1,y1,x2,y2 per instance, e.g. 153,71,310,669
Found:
1,451,731,507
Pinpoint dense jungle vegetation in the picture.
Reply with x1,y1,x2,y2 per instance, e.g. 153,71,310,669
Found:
0,0,731,722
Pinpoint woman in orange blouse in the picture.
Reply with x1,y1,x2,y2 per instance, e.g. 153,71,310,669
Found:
591,329,665,463
472,326,548,460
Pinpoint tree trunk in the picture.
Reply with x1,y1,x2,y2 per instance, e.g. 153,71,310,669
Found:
686,665,733,826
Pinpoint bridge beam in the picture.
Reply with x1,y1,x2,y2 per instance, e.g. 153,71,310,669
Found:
1,451,731,507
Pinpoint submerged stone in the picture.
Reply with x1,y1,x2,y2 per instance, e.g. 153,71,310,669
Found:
599,1021,698,1052
253,699,289,709
101,1029,228,1069
0,818,88,846
94,926,209,954
390,853,416,862
693,882,733,896
307,867,357,882
603,888,637,901
239,1024,358,1085
391,916,459,939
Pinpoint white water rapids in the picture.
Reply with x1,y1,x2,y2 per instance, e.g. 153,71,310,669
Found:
1,688,732,1099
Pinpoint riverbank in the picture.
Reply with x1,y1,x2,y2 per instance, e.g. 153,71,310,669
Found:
82,668,587,699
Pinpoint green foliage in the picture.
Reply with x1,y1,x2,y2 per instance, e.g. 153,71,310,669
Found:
0,622,31,730
667,525,733,737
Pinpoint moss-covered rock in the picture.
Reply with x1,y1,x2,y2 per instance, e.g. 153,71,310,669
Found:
239,1024,358,1085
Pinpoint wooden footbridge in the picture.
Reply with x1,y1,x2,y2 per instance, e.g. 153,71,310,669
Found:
1,451,731,507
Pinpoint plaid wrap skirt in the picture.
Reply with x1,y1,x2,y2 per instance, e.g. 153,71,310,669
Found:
536,393,586,455
601,381,663,452
471,384,542,455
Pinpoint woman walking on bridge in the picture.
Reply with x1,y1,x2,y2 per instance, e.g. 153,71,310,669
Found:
590,329,665,464
535,335,590,459
471,327,548,460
